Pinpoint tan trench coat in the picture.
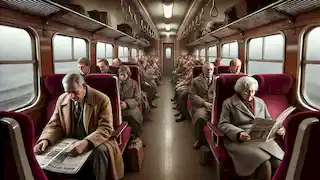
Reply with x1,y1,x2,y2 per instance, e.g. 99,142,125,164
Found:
217,94,284,176
38,86,124,180
189,73,216,124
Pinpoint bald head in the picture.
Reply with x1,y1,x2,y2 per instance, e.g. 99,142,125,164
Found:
202,62,215,78
229,58,242,74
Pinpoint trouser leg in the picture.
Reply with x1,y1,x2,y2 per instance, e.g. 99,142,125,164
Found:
93,144,109,180
177,91,190,119
124,116,142,138
270,157,281,176
255,160,272,180
194,118,207,144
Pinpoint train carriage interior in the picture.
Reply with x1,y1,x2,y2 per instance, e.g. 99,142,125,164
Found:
1,0,320,180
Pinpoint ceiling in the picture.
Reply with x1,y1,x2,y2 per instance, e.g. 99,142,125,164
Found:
141,0,193,36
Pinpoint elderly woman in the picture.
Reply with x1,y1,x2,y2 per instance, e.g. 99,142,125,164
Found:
118,65,144,143
217,76,284,180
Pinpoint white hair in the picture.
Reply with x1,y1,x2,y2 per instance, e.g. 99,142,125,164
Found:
234,76,259,93
62,73,85,90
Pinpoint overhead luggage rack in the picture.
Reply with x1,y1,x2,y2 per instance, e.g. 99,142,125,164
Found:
187,0,320,46
0,0,150,47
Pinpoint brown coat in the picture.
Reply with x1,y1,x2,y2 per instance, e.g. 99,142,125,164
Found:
189,74,216,124
120,78,143,124
38,86,124,180
217,94,284,176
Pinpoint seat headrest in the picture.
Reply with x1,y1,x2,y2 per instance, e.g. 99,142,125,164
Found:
217,66,231,74
44,74,65,97
193,66,203,78
215,74,248,102
253,74,293,95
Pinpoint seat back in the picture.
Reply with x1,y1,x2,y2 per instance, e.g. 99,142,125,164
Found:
253,74,293,119
193,65,203,78
85,74,122,127
212,74,247,124
0,111,47,180
122,62,138,66
273,111,320,180
217,66,231,74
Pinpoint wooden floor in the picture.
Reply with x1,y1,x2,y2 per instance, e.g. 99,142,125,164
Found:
124,77,216,180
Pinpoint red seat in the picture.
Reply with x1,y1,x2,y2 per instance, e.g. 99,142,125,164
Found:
217,66,231,74
273,111,320,180
85,74,131,153
204,74,247,180
192,65,203,78
1,111,48,180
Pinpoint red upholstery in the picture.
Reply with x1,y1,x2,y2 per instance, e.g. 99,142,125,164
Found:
204,74,247,180
122,62,138,66
85,74,131,153
217,66,231,74
273,111,320,180
192,66,203,78
253,74,293,119
0,111,47,180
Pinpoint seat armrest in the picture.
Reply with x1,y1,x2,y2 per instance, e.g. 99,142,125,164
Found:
206,122,224,147
111,122,128,138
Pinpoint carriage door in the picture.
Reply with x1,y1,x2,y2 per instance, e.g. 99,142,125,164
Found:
163,43,174,76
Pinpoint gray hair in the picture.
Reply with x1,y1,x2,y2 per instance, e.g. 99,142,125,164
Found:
234,76,259,93
62,73,85,90
77,57,91,66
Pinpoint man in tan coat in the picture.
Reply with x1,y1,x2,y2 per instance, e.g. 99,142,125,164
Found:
189,62,216,149
34,73,124,180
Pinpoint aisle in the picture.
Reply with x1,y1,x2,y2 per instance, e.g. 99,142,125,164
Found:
124,77,216,180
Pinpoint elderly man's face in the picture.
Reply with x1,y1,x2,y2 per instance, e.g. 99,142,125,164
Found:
65,83,86,102
98,62,109,74
240,86,256,101
112,59,119,67
230,60,242,74
77,63,90,75
203,63,215,77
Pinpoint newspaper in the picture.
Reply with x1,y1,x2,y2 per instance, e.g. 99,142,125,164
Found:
35,138,92,174
249,106,296,142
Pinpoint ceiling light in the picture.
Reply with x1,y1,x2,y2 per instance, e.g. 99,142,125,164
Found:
166,32,170,37
163,3,173,18
165,24,170,31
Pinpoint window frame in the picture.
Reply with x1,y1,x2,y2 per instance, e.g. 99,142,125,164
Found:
199,48,206,61
221,41,239,59
118,45,129,62
0,24,39,111
245,32,286,74
298,26,320,111
207,45,217,62
52,33,89,73
131,48,138,59
96,41,114,62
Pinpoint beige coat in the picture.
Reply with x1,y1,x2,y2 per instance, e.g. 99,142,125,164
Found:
120,78,143,124
38,86,124,180
189,74,216,124
217,94,284,176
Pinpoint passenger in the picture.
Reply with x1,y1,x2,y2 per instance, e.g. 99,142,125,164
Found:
109,58,121,74
34,73,124,180
117,66,144,145
214,57,222,66
217,76,284,180
97,58,110,74
229,58,242,74
189,62,216,149
77,57,91,77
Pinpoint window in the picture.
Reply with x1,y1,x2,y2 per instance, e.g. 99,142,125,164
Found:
194,49,199,60
139,50,144,58
165,47,172,59
300,27,320,109
97,42,113,65
118,46,129,62
200,48,206,61
0,25,38,111
53,35,88,74
247,34,284,75
221,41,239,65
131,48,138,60
208,46,217,62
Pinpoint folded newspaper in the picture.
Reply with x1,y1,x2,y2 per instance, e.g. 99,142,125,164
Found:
248,106,296,142
35,138,92,174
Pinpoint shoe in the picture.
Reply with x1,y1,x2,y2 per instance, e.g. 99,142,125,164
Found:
174,112,181,117
193,140,203,149
150,103,157,108
171,98,175,102
176,117,185,122
142,140,146,147
155,94,160,98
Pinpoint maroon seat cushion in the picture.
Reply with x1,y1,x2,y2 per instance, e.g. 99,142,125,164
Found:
85,74,121,127
217,66,231,74
193,66,203,78
253,74,293,119
0,111,47,180
273,111,320,180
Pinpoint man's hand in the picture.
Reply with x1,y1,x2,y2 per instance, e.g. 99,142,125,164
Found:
121,101,127,110
239,132,251,141
34,139,49,154
69,140,89,156
204,102,213,111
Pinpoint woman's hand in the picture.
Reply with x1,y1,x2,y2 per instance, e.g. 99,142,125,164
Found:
239,132,251,141
121,101,128,110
